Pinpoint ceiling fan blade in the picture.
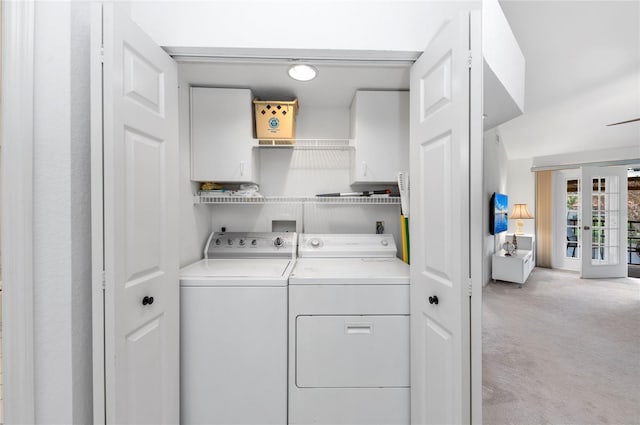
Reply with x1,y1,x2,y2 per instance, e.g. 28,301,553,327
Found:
606,117,640,126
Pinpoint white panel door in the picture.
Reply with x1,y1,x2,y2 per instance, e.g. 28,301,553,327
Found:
581,166,628,278
91,3,179,424
409,12,481,425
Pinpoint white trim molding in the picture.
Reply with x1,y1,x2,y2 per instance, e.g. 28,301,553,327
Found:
531,145,640,171
1,1,36,423
469,10,484,425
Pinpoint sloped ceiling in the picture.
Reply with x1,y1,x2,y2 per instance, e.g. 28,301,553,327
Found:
497,0,640,160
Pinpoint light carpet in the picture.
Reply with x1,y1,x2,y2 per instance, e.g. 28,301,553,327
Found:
483,268,640,425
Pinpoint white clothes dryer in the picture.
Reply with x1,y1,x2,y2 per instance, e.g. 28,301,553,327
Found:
288,234,410,425
180,232,296,425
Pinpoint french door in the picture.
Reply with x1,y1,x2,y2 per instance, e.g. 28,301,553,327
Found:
580,166,628,278
554,170,582,271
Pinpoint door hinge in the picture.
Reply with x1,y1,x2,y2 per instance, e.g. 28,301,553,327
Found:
101,270,106,289
467,279,473,297
468,50,473,69
100,45,104,64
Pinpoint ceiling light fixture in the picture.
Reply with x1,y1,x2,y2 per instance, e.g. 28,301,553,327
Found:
288,64,318,82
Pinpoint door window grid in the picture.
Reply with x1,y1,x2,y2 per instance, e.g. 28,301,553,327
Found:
591,176,620,265
566,178,581,259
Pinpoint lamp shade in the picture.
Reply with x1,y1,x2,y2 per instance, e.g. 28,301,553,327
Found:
509,204,534,219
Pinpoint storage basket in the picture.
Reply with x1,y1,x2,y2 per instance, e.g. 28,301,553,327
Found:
253,98,298,143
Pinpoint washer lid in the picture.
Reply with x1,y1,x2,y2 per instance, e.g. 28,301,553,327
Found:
289,258,409,284
180,259,293,279
298,234,397,258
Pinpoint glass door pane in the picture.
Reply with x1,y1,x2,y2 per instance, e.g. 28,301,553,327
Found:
590,175,620,265
566,178,581,259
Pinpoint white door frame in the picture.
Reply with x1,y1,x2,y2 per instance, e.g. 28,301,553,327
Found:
0,0,36,423
469,12,484,424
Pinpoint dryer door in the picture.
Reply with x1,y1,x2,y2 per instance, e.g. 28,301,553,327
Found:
296,315,410,388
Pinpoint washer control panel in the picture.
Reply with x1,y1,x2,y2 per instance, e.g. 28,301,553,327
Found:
205,232,297,259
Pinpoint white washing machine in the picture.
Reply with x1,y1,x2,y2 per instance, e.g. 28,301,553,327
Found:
288,234,410,425
180,232,297,425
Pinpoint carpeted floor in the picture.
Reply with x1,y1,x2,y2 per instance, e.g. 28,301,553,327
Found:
483,268,640,425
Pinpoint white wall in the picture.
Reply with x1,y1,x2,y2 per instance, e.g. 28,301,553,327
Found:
179,83,405,260
482,0,524,113
499,67,640,160
163,0,482,263
506,158,535,236
208,148,403,253
483,129,508,285
32,2,92,423
498,1,640,160
195,101,403,255
131,1,479,52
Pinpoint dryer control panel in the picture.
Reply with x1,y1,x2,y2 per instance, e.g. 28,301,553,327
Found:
298,234,397,258
205,232,297,259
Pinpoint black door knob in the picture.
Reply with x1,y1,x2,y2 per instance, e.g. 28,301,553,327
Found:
142,296,154,306
428,295,439,305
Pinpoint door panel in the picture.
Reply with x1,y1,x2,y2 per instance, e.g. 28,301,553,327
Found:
421,133,452,281
92,3,179,424
423,315,453,423
123,44,165,114
126,317,164,425
581,166,628,278
410,11,480,425
420,54,452,117
124,128,165,279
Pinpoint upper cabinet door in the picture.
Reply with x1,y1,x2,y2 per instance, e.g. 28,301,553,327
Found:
350,91,409,185
190,87,258,183
91,3,180,424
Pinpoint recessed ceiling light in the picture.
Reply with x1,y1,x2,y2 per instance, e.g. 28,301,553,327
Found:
288,64,318,82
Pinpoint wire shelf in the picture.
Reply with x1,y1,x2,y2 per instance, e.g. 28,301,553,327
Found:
194,194,401,205
254,139,352,150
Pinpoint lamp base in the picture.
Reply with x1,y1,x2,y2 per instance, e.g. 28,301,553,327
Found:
515,219,524,235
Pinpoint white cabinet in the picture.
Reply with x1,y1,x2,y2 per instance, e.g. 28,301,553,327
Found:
190,87,258,183
492,235,535,286
492,250,534,286
349,91,409,185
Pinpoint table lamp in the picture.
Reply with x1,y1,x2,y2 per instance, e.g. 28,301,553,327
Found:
510,204,534,235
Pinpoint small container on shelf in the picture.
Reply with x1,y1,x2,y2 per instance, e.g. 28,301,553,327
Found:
253,98,298,143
